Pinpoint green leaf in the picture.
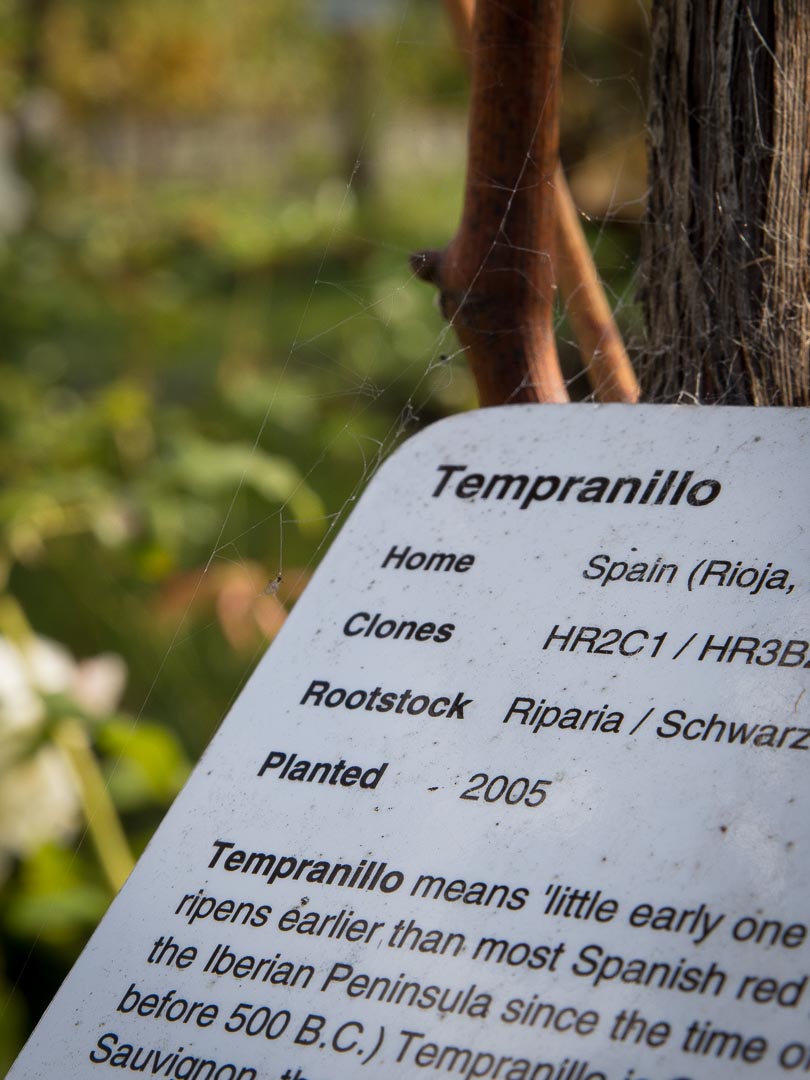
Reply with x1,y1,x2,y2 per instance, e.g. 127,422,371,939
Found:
168,435,325,531
96,718,190,809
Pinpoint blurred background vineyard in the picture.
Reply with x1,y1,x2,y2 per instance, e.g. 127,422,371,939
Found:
0,0,647,1065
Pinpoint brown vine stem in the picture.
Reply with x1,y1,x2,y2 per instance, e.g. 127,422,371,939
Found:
443,0,476,61
438,0,639,404
412,0,567,405
554,174,639,402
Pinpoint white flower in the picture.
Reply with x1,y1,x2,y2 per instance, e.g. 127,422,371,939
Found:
0,746,78,860
0,633,128,877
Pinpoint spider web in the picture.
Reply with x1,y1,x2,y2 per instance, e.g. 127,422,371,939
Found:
0,0,650,1049
181,0,650,661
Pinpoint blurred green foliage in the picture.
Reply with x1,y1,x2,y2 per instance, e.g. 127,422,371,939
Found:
0,0,646,1068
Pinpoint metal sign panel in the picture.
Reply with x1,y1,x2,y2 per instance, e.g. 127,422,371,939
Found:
9,405,809,1080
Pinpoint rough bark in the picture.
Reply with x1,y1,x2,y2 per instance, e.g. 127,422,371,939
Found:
413,0,566,405
642,0,810,405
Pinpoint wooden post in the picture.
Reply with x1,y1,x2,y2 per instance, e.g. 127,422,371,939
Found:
642,0,810,405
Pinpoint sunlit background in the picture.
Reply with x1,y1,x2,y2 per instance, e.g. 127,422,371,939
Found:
0,0,647,1064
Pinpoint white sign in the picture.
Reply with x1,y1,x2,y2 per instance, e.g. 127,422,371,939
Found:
10,405,810,1080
